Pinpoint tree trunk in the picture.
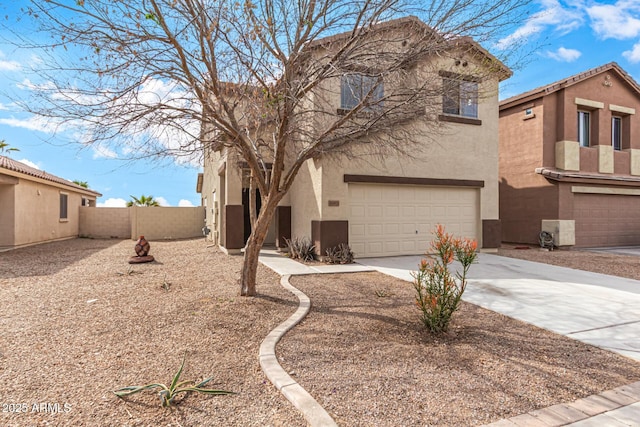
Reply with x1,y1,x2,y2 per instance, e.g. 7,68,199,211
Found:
249,173,257,231
240,198,277,296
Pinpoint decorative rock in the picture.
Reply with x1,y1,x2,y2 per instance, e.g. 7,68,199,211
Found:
128,255,155,264
135,235,150,257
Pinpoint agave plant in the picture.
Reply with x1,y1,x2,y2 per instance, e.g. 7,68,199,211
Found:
113,354,235,407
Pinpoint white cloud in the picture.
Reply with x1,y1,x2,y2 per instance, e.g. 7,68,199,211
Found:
623,41,640,63
587,2,640,40
92,144,118,159
0,50,20,71
17,158,40,169
97,198,128,207
155,196,170,206
0,115,67,134
178,199,195,207
545,46,582,62
496,0,584,50
0,59,20,71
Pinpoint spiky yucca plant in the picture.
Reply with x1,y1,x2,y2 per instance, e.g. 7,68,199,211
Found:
113,354,234,407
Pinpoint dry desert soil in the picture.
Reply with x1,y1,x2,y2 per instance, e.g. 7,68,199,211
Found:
1,238,639,426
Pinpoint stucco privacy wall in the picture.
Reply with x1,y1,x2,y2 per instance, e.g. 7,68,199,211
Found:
79,207,205,240
79,207,131,239
130,206,205,240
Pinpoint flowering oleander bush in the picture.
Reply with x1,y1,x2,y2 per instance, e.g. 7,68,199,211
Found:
414,225,478,333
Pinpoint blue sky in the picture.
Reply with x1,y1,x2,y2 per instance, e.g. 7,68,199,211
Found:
0,0,640,207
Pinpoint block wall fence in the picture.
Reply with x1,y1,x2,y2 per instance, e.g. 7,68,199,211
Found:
79,206,205,240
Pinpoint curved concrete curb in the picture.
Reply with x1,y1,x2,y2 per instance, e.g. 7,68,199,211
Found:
259,274,338,427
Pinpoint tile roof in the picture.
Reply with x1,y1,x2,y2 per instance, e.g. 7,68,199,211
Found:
500,62,640,109
0,155,102,196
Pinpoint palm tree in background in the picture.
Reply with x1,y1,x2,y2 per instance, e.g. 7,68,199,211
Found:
127,195,160,207
0,140,19,155
73,180,89,188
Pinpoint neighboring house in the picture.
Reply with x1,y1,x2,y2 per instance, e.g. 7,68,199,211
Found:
500,62,640,247
0,156,101,250
198,16,510,258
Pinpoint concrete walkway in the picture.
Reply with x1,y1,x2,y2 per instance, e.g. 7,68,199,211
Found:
259,250,640,426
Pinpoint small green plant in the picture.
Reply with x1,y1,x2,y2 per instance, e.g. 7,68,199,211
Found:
285,237,316,262
325,243,355,264
413,225,478,333
113,353,234,407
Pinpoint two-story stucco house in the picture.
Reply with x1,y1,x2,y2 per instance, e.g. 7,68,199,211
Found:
199,16,511,258
0,155,101,250
500,62,640,247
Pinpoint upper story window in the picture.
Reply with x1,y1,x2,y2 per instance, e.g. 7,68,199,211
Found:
612,116,622,151
442,78,478,118
577,110,590,147
340,74,384,111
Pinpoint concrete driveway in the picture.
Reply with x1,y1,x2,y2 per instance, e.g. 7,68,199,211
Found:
358,253,640,362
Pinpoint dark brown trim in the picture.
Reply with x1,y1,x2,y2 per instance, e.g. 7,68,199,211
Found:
224,205,244,250
344,174,484,188
482,219,501,249
312,220,349,259
438,70,482,83
438,114,482,126
275,206,291,250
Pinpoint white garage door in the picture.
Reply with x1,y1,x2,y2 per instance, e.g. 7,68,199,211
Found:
349,184,479,257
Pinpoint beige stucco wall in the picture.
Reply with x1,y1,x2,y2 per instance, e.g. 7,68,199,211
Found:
200,149,221,242
199,26,504,250
130,206,205,240
288,157,324,240
12,179,84,247
79,207,131,239
288,56,502,246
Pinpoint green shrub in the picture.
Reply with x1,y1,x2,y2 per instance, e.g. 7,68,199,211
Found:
413,225,478,333
325,243,354,264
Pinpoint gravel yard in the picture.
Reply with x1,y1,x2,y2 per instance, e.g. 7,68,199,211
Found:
1,238,640,426
0,238,304,427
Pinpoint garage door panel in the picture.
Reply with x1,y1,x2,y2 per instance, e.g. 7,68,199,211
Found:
349,184,479,257
574,194,640,247
367,224,383,235
369,205,383,217
351,224,366,236
401,240,417,252
384,206,399,217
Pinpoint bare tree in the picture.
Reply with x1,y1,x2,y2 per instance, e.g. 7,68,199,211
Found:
8,0,531,296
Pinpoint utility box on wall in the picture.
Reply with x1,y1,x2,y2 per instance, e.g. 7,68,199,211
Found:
541,220,575,247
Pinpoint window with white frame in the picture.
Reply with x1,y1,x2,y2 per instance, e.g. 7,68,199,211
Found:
340,74,384,111
577,110,590,147
612,116,622,151
442,78,478,118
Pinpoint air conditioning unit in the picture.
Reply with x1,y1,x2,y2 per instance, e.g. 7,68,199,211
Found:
541,220,575,247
